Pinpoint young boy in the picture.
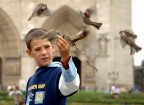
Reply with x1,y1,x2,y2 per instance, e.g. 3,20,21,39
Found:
24,28,80,105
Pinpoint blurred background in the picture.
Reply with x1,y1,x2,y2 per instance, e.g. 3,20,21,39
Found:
0,0,144,98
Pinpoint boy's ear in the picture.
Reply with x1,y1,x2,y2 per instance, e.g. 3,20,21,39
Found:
52,44,55,52
26,49,33,58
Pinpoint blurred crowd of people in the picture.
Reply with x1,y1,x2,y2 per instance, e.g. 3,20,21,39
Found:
7,85,22,97
7,85,24,105
110,85,127,99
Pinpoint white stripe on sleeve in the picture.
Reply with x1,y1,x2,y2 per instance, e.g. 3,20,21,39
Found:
58,73,80,96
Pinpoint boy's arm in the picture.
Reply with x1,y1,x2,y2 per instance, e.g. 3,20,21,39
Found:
56,35,80,96
59,57,80,96
56,35,70,65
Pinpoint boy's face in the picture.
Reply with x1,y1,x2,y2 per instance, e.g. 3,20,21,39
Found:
26,38,55,67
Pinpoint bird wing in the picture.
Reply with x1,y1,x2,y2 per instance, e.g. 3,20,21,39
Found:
124,30,137,39
130,46,136,55
120,38,127,48
71,28,89,43
120,32,128,48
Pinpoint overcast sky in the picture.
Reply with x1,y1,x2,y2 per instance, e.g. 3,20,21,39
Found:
132,0,144,66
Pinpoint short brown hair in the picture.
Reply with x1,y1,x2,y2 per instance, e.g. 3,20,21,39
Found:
25,28,50,50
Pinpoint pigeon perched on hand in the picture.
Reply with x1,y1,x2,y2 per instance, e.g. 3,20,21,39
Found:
65,27,89,51
119,30,142,55
71,27,89,43
80,6,102,29
28,3,51,21
62,35,79,51
46,27,89,51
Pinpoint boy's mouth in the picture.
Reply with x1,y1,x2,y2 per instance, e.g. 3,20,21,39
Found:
41,57,49,61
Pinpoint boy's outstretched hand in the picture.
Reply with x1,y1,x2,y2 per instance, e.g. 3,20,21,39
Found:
56,35,70,64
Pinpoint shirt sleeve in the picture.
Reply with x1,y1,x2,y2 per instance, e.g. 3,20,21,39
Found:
58,57,80,96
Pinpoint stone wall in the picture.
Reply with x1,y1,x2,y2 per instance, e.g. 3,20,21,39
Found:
0,0,133,91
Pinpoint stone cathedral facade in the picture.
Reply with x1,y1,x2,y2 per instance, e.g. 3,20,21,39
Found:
0,0,134,91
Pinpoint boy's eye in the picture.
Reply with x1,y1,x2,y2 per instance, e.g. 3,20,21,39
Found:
34,48,40,51
45,45,50,48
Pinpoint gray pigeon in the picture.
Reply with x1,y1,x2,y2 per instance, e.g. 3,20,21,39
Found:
28,3,51,21
80,6,102,29
119,30,142,55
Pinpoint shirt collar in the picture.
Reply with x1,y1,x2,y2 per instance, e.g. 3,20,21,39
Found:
35,62,61,70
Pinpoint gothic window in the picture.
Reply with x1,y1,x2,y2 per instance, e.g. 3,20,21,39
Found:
98,35,109,56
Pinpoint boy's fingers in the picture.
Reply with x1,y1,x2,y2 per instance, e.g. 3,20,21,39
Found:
57,37,65,48
57,42,63,49
57,39,68,51
56,35,68,45
57,35,69,48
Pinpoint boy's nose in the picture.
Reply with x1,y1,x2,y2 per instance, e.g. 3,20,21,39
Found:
41,49,47,55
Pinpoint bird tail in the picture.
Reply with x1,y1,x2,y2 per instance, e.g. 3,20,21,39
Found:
92,22,102,30
132,34,137,39
135,45,142,52
130,45,142,55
